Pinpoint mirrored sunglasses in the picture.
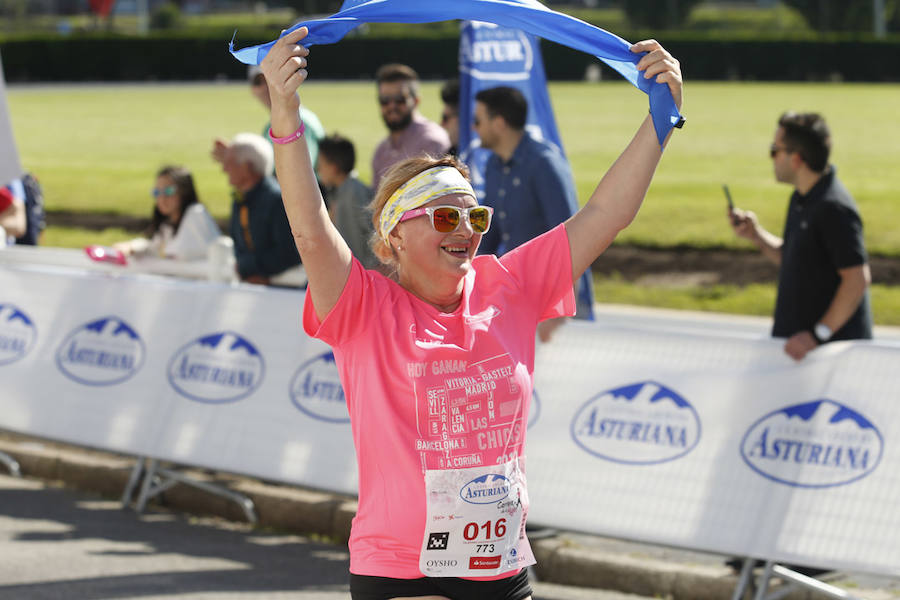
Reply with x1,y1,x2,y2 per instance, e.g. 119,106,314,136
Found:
399,205,493,234
152,185,177,198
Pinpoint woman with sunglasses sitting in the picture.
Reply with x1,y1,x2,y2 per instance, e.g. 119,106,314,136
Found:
115,165,221,261
262,27,682,600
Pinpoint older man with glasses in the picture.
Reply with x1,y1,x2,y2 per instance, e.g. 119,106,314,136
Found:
371,63,451,192
728,111,872,363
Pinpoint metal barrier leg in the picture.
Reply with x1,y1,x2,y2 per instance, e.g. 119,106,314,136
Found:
752,561,776,600
0,450,21,477
120,457,146,507
770,565,861,600
156,466,257,524
134,458,170,513
128,458,257,524
748,561,861,600
731,557,757,600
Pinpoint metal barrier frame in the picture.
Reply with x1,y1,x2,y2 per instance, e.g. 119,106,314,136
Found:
730,557,862,600
121,457,257,524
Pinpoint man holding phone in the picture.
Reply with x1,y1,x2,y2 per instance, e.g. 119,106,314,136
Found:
728,111,872,361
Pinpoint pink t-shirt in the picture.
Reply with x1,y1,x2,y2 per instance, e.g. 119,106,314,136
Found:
303,224,575,579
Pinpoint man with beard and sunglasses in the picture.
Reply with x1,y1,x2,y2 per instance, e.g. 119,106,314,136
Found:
371,63,451,191
261,26,683,600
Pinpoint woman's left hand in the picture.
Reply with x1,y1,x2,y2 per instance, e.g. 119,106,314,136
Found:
631,39,683,111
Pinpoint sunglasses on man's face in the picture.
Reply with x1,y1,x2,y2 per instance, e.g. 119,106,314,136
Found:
399,205,493,234
379,94,410,107
769,144,791,159
152,185,177,198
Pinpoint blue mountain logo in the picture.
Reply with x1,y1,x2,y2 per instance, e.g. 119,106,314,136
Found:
570,381,702,465
55,316,145,386
167,331,264,403
741,399,883,488
289,352,349,423
0,303,37,366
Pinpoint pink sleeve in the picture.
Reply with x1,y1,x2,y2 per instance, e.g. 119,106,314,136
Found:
499,224,576,321
302,258,374,346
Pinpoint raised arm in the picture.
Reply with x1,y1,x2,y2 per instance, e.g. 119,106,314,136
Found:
565,40,683,280
261,27,352,319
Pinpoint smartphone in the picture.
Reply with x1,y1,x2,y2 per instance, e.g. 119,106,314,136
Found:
722,184,734,212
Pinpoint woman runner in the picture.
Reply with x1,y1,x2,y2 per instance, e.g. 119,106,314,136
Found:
261,27,683,600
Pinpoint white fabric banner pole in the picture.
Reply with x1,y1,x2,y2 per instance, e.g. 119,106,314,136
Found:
1,262,897,577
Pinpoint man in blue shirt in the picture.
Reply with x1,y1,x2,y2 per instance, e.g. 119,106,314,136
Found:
474,86,593,338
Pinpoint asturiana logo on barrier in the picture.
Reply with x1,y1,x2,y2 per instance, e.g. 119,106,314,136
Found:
460,473,510,505
459,21,533,81
740,399,883,488
0,303,37,366
167,331,264,403
570,381,701,465
289,352,349,423
55,316,144,386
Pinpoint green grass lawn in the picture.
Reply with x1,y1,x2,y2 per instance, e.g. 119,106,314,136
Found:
10,80,900,254
8,80,900,324
591,277,900,328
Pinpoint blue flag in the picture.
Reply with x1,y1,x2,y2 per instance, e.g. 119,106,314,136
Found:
229,0,681,147
458,20,564,197
457,21,594,320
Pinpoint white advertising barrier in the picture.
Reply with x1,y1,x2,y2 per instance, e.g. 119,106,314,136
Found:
1,261,898,577
0,262,357,495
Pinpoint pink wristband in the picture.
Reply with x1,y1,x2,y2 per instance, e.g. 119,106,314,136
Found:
268,121,305,145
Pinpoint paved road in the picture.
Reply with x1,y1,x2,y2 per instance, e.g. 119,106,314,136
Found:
0,474,650,600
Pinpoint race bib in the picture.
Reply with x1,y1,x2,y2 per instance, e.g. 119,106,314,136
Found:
419,458,535,577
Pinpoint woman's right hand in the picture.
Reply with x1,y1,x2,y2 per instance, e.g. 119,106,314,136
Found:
260,27,311,127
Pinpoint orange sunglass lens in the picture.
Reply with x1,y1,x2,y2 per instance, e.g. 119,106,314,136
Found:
432,207,461,232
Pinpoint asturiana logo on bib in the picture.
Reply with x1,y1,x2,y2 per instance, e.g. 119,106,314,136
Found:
0,303,37,366
459,22,533,82
289,352,349,423
740,399,883,488
571,381,701,465
55,316,144,386
167,331,264,403
460,473,510,504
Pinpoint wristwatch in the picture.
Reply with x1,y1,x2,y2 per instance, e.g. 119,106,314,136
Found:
812,323,833,344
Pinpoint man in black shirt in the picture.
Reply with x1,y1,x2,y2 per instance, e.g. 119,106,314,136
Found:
729,111,872,361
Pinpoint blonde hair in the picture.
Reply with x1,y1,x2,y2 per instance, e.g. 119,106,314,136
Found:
368,155,471,271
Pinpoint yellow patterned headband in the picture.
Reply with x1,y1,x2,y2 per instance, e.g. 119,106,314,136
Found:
379,166,476,243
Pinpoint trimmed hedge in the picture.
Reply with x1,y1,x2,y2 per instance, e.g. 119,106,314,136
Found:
1,34,898,82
